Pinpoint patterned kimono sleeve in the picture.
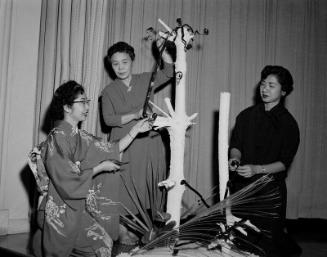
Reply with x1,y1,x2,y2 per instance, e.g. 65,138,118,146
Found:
45,131,93,201
92,137,120,161
80,131,120,170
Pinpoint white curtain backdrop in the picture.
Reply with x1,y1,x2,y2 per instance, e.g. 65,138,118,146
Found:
0,0,324,227
0,1,13,219
34,0,109,143
0,0,41,234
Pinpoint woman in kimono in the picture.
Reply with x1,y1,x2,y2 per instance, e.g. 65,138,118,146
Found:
31,80,151,257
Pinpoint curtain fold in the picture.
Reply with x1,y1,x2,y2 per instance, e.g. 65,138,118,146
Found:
34,0,108,142
0,0,13,203
1,0,42,234
34,0,327,219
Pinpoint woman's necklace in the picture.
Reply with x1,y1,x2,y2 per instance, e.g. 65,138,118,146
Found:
123,78,132,92
126,85,132,92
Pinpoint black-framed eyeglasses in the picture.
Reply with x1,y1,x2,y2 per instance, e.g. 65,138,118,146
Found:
72,99,91,105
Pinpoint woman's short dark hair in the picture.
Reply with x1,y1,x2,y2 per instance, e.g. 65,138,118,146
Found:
106,41,135,62
261,65,294,96
50,80,85,121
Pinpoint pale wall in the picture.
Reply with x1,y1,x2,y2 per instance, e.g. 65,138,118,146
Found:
0,0,41,234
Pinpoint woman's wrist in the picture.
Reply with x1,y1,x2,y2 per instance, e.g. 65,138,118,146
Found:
128,130,137,138
93,165,100,175
254,165,266,174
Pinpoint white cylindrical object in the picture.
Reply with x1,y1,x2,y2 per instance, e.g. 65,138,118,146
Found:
218,92,231,201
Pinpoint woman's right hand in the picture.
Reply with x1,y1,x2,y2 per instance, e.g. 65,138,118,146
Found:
29,147,41,163
93,160,120,176
228,158,240,172
131,119,152,135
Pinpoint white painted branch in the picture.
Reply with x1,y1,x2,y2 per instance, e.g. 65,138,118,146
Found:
154,19,196,228
158,19,173,33
149,100,169,117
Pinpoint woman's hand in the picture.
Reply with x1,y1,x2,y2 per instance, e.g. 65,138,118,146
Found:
28,147,41,172
228,158,240,172
118,119,153,152
93,160,120,176
28,147,41,163
131,119,152,135
236,165,260,178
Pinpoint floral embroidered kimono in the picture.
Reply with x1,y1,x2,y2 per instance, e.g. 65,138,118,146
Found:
35,120,121,257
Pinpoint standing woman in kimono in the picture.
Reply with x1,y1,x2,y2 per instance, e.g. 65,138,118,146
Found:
101,42,174,225
31,80,151,257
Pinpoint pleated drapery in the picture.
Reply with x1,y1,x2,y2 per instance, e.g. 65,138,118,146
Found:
34,0,109,142
0,0,42,234
32,0,327,219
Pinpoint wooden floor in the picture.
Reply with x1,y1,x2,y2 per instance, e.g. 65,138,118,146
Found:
0,232,34,257
1,219,327,257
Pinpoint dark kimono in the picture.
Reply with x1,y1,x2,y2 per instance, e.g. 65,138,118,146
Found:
34,120,121,257
101,63,174,215
230,103,300,257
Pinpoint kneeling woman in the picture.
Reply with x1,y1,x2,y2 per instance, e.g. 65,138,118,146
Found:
32,80,151,257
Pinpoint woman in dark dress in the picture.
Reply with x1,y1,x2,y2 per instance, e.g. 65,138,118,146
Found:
101,42,174,220
228,65,300,257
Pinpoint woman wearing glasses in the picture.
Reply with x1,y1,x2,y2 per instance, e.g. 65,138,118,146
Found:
31,80,151,257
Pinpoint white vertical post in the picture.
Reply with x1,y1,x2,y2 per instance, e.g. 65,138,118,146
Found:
218,92,231,201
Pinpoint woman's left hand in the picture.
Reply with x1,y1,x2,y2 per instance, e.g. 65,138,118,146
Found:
236,165,258,178
28,147,41,163
134,118,152,133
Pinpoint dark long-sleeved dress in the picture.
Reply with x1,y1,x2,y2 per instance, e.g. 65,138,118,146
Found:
34,120,122,257
101,63,174,215
230,103,300,256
